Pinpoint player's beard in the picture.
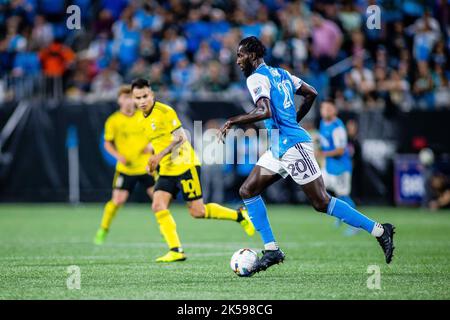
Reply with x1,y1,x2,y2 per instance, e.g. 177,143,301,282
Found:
242,63,254,78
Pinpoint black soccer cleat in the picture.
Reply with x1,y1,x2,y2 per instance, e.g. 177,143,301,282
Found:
253,249,286,273
376,223,396,264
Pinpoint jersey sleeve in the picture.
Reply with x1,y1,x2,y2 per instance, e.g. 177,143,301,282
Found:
332,126,347,149
104,116,115,141
246,73,271,104
285,70,303,92
166,107,182,133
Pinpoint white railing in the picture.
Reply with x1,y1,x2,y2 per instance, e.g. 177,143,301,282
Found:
0,74,64,102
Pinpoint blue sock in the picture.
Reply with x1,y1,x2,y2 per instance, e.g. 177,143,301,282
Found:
338,195,356,208
338,196,360,234
243,195,275,245
327,197,375,234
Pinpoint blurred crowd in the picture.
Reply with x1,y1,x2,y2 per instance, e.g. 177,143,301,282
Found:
0,0,449,110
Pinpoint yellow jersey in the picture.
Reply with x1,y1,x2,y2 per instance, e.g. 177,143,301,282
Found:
104,110,151,175
138,101,200,176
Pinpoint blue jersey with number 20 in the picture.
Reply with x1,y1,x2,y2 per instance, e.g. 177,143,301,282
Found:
246,63,312,158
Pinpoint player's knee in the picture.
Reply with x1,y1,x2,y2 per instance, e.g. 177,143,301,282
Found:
239,184,256,199
188,205,205,218
312,196,330,213
112,195,127,206
152,201,168,213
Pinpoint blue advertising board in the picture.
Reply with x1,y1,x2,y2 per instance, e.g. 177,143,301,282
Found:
394,155,425,206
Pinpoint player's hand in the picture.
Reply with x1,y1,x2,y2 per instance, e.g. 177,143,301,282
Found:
218,120,232,143
117,155,127,165
315,150,323,159
147,154,162,173
142,144,154,155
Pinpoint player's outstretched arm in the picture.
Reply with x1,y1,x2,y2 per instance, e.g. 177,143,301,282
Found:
295,82,318,123
218,97,271,142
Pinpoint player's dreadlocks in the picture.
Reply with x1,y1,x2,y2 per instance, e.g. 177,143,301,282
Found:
239,36,266,58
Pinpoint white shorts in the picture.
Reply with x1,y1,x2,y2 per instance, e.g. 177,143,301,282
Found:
256,143,322,185
322,170,352,196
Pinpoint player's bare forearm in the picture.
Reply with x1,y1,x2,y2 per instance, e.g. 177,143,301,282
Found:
228,98,272,126
104,140,126,164
158,135,183,159
148,128,185,172
296,82,318,123
322,148,345,158
104,141,118,158
219,98,271,141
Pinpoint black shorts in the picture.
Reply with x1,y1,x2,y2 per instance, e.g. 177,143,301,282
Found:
112,172,155,192
154,166,203,201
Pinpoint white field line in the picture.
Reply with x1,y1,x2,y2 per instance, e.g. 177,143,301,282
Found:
2,239,450,247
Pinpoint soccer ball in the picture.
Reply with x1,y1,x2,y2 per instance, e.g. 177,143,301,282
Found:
419,148,434,166
230,248,258,277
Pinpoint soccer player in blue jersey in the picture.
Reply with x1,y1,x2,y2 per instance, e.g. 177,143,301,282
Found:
319,100,359,235
219,36,395,273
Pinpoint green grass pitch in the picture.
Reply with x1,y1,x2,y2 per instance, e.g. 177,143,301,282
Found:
0,204,449,300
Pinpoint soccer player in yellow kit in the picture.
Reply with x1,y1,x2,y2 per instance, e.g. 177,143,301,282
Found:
94,85,155,245
131,78,255,262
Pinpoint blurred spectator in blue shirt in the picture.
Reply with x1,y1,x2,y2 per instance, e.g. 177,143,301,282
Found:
134,2,163,32
12,43,40,76
239,14,263,39
194,41,215,65
413,61,435,110
87,31,114,70
183,9,210,55
112,7,141,71
413,22,440,62
209,9,230,52
171,55,199,97
5,16,27,53
432,64,450,109
10,0,35,24
160,27,187,65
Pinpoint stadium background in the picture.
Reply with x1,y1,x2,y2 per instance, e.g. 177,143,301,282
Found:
0,0,449,208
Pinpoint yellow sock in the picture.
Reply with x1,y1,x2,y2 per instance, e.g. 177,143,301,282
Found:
204,203,238,221
100,201,121,230
155,209,182,250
